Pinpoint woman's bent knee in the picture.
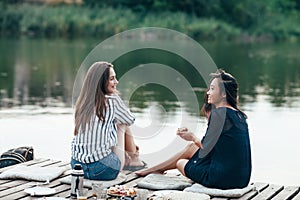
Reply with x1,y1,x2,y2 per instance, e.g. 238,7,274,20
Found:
176,159,188,176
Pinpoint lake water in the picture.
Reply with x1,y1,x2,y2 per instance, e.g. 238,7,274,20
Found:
0,33,300,186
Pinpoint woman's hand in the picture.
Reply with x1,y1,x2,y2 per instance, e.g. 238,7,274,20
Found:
177,127,195,141
177,127,203,148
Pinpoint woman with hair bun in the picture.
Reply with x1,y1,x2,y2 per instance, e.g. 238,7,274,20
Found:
137,69,252,189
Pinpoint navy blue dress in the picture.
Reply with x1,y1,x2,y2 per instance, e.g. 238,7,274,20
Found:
184,107,252,189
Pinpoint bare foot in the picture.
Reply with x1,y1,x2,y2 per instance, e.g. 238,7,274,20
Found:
135,168,165,177
125,149,146,166
125,156,145,167
123,154,147,171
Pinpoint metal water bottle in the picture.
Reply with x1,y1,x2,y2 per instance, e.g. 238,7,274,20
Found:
70,164,84,199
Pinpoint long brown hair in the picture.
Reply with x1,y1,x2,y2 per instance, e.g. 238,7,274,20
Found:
74,61,113,135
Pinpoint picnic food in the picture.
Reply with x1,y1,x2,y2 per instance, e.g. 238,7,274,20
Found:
107,185,136,197
177,127,188,132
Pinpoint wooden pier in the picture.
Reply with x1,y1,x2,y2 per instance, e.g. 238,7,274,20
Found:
0,159,299,199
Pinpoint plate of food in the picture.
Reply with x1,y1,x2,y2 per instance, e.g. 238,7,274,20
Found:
107,185,137,199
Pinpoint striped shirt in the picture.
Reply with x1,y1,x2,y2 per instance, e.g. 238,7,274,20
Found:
71,95,135,163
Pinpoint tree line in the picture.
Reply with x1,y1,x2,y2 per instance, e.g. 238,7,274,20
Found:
84,0,300,27
1,0,300,41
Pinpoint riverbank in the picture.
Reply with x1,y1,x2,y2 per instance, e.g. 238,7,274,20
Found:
0,3,299,42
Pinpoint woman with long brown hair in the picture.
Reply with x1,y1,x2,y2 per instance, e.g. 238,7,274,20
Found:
71,61,145,180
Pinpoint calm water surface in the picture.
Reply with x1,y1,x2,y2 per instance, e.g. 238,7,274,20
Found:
0,36,300,186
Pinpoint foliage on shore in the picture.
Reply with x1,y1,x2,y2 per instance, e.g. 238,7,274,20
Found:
0,1,300,42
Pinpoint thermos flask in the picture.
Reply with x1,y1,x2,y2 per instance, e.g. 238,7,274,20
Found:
70,164,84,199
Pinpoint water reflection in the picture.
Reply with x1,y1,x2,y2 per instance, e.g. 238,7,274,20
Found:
202,41,300,108
0,37,93,108
13,61,30,105
0,37,300,112
127,84,180,114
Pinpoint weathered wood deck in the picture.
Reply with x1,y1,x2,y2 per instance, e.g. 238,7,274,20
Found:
0,159,299,199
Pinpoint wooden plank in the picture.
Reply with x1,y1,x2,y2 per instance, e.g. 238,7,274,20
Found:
0,180,28,193
236,182,269,200
0,159,70,199
2,159,300,200
251,184,284,200
0,184,30,199
207,182,269,200
55,160,71,168
271,186,300,200
29,159,62,167
44,188,93,200
18,187,74,200
0,179,11,185
292,191,300,200
0,170,71,200
0,180,29,198
0,158,49,173
50,188,72,198
23,158,50,166
122,172,140,184
3,179,69,199
49,184,72,197
123,176,144,188
36,160,70,168
1,160,144,199
23,173,70,191
0,179,14,191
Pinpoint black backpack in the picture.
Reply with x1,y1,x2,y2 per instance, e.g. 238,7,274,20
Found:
0,146,34,169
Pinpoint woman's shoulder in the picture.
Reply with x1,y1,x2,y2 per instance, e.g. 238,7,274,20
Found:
211,107,248,130
212,106,240,113
105,94,126,107
105,94,121,101
211,107,227,115
212,107,246,119
223,107,247,123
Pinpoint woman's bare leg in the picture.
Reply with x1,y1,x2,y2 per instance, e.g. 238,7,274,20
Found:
176,159,189,176
112,124,126,169
135,143,198,176
124,126,144,166
124,126,138,153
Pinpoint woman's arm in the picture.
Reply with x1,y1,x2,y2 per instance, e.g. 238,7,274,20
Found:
178,108,226,158
197,108,226,158
193,137,203,149
177,128,203,149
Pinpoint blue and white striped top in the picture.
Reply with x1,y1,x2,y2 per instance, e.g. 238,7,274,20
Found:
71,95,135,163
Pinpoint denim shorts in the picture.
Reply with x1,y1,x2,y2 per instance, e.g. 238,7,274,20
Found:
71,152,121,180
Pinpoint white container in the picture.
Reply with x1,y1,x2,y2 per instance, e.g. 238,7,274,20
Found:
70,164,84,199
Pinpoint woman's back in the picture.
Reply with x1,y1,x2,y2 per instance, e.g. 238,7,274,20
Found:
207,107,251,189
72,95,135,163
